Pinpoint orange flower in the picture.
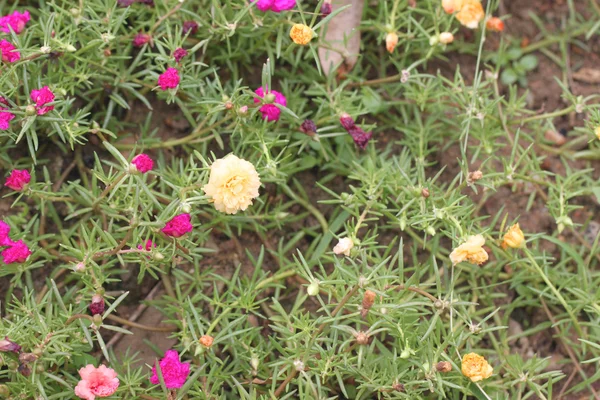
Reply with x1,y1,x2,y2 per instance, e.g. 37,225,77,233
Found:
456,0,484,29
449,234,488,266
289,24,313,45
486,17,505,32
461,353,493,382
385,32,399,53
501,224,524,249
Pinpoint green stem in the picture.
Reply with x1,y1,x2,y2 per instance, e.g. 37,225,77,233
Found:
281,184,328,234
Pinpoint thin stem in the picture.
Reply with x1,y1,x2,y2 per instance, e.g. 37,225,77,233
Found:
281,183,328,234
105,314,177,332
92,172,126,208
65,314,94,325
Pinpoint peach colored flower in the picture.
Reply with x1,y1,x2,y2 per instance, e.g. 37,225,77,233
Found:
289,24,313,45
202,155,260,214
333,237,354,256
442,0,464,14
456,0,484,29
461,353,493,382
385,32,398,53
501,223,524,249
199,335,214,348
449,234,488,266
74,365,119,400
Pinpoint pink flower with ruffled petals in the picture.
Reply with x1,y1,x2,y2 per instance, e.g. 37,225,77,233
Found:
1,240,31,264
0,40,20,63
30,86,55,115
74,365,119,400
0,221,14,247
158,67,180,91
272,0,296,12
254,87,286,122
131,154,153,173
5,169,30,191
162,214,192,238
0,11,30,34
173,47,187,63
150,350,190,389
0,98,15,131
133,33,151,47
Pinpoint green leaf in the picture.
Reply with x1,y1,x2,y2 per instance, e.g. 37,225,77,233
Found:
519,55,539,71
501,68,518,85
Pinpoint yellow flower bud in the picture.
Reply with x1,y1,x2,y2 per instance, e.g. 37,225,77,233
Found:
461,353,493,382
501,223,525,249
439,32,454,44
290,24,313,46
595,126,600,140
385,32,399,54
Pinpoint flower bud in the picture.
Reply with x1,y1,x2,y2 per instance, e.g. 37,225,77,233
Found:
360,290,376,318
19,353,38,364
263,93,276,104
0,337,21,353
0,384,9,397
92,314,103,326
18,363,31,376
25,104,37,116
293,359,305,372
321,2,332,15
421,188,430,198
595,126,600,140
399,216,407,231
426,226,436,236
429,35,439,46
392,383,405,392
224,101,233,110
307,280,320,296
199,335,214,348
436,361,452,372
70,8,81,17
180,202,192,214
65,44,77,52
501,223,525,249
250,355,260,373
89,294,105,316
41,45,51,54
355,332,369,345
385,32,399,54
153,251,165,261
486,17,505,32
439,32,454,44
238,105,248,115
299,119,318,138
339,113,355,130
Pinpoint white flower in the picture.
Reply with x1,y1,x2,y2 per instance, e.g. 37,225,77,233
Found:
333,237,354,256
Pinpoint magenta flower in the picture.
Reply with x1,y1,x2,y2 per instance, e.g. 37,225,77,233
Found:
0,10,30,34
5,169,31,191
0,221,14,247
137,239,155,251
253,0,296,12
173,47,187,63
0,39,20,63
339,113,355,130
158,68,180,91
254,87,287,122
30,86,55,115
0,337,21,353
162,214,192,238
182,20,198,35
1,240,31,264
74,365,119,400
348,126,373,149
89,294,105,316
150,350,190,389
133,32,151,47
131,153,153,173
117,0,135,6
0,98,15,131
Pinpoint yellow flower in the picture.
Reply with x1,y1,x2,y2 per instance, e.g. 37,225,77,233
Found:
502,223,525,249
461,353,493,382
456,0,484,29
439,32,454,44
595,126,600,140
449,234,488,266
442,0,464,14
202,154,261,215
385,32,399,54
290,24,313,46
333,237,354,256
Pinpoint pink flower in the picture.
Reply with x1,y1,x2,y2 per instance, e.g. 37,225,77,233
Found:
162,214,192,238
0,39,20,63
157,67,180,91
5,169,31,191
30,86,55,115
1,240,31,264
254,0,275,11
0,221,14,247
74,365,119,400
0,337,21,353
253,0,296,12
131,153,153,173
182,21,198,35
150,350,190,389
0,98,15,131
348,126,372,149
89,294,105,316
254,87,287,122
133,33,151,47
0,10,31,34
137,239,155,251
173,47,187,63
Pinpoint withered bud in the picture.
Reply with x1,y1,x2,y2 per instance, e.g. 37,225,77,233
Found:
0,337,21,354
339,113,355,130
467,170,483,185
224,101,233,110
392,383,405,392
19,353,38,364
436,361,452,373
321,0,332,15
18,363,31,377
199,335,214,348
421,188,430,198
360,290,377,318
355,332,370,345
89,294,105,316
299,119,318,137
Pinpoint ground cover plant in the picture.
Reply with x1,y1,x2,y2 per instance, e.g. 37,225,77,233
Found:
1,0,600,398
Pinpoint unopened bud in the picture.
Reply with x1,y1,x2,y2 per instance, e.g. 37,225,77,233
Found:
360,290,376,318
250,355,260,371
421,188,430,198
439,32,454,44
385,32,399,54
339,113,355,130
180,202,192,214
436,361,452,372
293,359,305,372
299,119,318,137
307,280,320,296
320,0,332,15
89,294,105,316
355,331,369,345
426,226,436,236
65,44,77,52
92,314,103,326
199,335,214,348
238,105,248,115
70,8,81,17
0,384,9,397
25,104,37,116
263,93,276,104
224,101,233,110
18,363,31,376
153,251,165,261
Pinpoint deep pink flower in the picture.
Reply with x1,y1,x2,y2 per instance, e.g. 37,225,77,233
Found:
0,221,14,247
74,365,119,400
117,0,135,6
162,214,192,238
0,10,30,34
0,39,20,63
348,126,372,149
5,169,31,191
133,33,151,47
254,87,286,122
89,294,105,316
271,0,296,12
158,68,180,91
182,21,198,35
173,47,187,63
150,350,190,389
0,337,21,353
0,98,15,131
137,239,155,251
254,0,275,11
131,153,153,173
30,86,55,115
339,113,355,130
1,240,31,264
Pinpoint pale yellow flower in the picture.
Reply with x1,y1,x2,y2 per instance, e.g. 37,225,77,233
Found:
442,0,464,14
461,353,493,382
449,234,488,266
290,24,313,46
202,154,261,215
333,237,354,256
456,0,484,29
595,126,600,140
385,32,399,53
502,223,525,249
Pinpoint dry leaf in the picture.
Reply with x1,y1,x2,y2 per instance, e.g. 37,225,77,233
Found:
572,68,600,84
318,0,364,77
